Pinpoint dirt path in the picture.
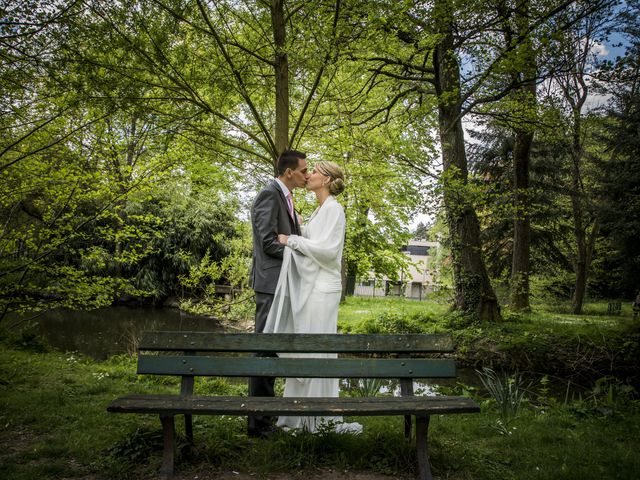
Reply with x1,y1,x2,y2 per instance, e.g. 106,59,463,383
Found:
1,427,414,480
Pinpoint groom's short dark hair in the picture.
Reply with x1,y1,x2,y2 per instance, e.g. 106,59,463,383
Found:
277,150,306,176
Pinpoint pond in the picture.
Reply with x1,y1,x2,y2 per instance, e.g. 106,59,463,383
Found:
6,306,226,360
5,306,486,389
4,307,584,400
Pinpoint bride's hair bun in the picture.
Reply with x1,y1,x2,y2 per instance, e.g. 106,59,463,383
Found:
329,177,345,196
315,160,346,196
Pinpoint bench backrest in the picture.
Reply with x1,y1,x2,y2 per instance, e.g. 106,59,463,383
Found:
137,332,456,380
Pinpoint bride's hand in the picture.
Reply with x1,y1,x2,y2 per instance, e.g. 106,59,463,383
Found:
278,234,289,245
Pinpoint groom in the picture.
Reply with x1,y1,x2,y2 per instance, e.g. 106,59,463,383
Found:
248,149,308,438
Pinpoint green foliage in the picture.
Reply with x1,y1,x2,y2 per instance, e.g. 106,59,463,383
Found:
587,376,638,413
476,367,528,431
128,184,243,301
0,93,244,317
0,0,437,320
592,44,640,298
176,219,253,321
0,328,50,354
344,378,386,398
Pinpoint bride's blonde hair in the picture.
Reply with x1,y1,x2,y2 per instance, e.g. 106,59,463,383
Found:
315,160,345,196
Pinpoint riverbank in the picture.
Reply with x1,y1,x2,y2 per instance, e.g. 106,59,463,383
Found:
10,297,639,388
338,297,640,388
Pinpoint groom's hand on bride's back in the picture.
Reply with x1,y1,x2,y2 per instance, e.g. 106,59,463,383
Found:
278,234,289,245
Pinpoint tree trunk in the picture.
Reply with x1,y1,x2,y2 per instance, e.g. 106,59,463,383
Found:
510,128,532,311
569,108,589,314
508,0,535,312
569,149,599,314
271,0,289,167
555,25,602,314
570,221,586,314
433,0,501,321
568,135,601,313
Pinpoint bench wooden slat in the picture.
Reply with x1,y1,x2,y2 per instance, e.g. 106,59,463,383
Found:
108,394,480,416
137,355,456,378
139,332,454,353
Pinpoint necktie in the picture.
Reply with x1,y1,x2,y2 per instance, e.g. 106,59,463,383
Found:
286,193,295,220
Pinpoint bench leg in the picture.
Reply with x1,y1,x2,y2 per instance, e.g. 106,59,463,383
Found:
404,415,413,440
415,415,432,480
400,378,413,440
184,414,194,446
159,414,175,479
400,378,414,439
180,375,195,447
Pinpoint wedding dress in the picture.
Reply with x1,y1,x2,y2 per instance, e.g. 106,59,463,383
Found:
264,196,362,435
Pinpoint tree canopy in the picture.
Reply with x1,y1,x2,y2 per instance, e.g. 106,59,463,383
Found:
1,0,637,321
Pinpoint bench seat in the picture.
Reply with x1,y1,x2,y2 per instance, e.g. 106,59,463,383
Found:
109,393,480,416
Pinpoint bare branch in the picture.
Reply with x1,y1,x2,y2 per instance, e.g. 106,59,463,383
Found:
352,86,421,127
290,0,342,146
195,0,276,156
0,113,110,172
226,40,275,66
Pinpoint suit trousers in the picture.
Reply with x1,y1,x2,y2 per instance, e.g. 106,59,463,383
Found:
247,291,277,434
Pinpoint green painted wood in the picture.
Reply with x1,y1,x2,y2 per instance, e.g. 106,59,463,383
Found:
139,332,454,353
137,355,456,378
108,394,480,416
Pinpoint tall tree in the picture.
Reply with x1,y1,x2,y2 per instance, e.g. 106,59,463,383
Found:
551,7,615,313
594,0,640,298
76,0,348,170
432,0,502,319
362,0,615,318
1,0,430,319
498,0,538,312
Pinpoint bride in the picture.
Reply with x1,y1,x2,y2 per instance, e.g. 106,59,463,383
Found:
263,160,361,434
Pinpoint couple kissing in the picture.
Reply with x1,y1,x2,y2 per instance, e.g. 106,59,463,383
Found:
248,150,361,437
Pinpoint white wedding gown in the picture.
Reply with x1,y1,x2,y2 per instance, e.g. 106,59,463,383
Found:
264,196,362,434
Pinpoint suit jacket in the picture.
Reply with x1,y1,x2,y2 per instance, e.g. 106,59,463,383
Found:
250,180,301,294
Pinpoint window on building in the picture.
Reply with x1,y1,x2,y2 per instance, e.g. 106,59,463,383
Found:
406,245,430,256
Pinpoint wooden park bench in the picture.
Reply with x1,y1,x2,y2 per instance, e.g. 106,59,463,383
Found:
107,332,480,480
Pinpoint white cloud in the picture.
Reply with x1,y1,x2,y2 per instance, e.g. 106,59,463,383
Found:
590,42,609,57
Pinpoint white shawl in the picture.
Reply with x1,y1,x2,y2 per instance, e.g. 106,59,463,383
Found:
263,196,345,334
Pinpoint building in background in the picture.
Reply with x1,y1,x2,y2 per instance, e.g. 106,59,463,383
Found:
353,240,440,300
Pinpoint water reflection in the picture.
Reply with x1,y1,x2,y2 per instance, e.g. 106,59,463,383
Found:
8,306,224,360
342,378,441,396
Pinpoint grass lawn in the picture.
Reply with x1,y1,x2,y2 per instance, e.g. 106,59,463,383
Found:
337,296,449,331
1,297,639,479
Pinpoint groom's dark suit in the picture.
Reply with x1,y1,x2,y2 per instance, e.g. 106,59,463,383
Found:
250,180,300,295
248,179,300,435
